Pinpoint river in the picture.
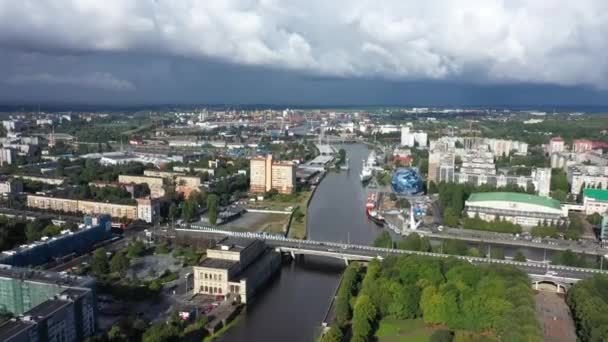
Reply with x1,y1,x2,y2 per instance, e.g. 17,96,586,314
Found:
218,144,377,342
217,144,583,341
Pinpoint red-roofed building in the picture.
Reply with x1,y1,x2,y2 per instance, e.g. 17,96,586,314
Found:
573,139,593,153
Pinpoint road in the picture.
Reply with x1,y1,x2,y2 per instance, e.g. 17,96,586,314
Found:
175,225,608,281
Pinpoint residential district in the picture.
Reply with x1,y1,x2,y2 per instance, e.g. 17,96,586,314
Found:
0,108,607,341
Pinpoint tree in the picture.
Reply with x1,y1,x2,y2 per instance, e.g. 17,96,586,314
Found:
168,203,178,222
320,326,343,342
91,248,110,276
110,251,130,276
207,194,219,225
442,207,460,227
373,231,393,248
352,294,376,341
428,181,439,194
127,240,146,258
489,247,505,260
396,198,410,209
108,325,128,342
430,330,454,342
514,251,527,262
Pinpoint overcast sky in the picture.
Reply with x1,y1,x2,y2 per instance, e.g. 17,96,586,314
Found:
1,0,608,106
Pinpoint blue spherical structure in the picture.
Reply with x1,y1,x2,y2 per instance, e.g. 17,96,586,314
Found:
391,168,423,195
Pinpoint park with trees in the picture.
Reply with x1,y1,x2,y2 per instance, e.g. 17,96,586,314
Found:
322,255,543,342
566,275,608,342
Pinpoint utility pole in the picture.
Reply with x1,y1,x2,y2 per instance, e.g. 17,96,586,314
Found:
543,248,547,263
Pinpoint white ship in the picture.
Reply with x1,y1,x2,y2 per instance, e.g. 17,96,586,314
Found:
359,151,377,182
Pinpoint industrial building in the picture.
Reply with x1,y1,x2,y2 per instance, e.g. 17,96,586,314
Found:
0,266,96,341
0,215,112,267
250,155,295,194
192,238,281,303
464,192,567,227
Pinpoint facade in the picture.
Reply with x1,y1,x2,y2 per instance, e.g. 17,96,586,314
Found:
0,179,23,195
0,147,16,166
459,151,496,175
464,192,567,227
582,188,608,215
26,195,158,223
549,137,565,154
118,175,165,198
440,167,551,197
400,127,427,147
0,215,112,267
249,155,295,194
0,267,96,341
271,163,295,194
601,216,608,241
573,139,593,153
13,175,65,185
192,238,280,304
143,170,185,179
567,165,608,195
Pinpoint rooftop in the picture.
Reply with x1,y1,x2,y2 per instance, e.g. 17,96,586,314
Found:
583,188,608,202
467,192,562,210
198,258,238,270
25,298,70,318
212,237,257,252
0,265,94,288
0,320,34,341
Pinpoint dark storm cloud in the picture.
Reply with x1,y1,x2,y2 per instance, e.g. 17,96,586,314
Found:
1,1,608,105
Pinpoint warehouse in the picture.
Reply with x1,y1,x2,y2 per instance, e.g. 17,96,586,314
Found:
464,192,567,227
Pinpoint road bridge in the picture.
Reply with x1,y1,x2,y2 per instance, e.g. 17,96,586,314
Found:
175,225,608,284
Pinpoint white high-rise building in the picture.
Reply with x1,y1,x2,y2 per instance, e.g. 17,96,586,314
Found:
401,127,427,147
401,127,414,147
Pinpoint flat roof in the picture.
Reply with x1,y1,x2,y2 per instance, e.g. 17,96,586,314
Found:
212,237,257,252
198,258,238,270
26,299,70,318
584,188,608,201
0,320,35,341
0,265,93,288
467,192,561,210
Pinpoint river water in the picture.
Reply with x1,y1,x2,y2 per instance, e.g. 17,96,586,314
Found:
218,144,377,342
218,144,574,341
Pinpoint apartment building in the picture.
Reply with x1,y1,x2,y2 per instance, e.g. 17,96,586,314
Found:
0,147,16,166
0,267,96,342
118,175,165,198
0,179,22,195
250,155,295,194
26,195,159,223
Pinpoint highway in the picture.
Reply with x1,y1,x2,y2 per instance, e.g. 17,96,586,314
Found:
176,224,608,281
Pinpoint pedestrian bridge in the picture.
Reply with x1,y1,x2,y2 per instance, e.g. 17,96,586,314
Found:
176,225,608,284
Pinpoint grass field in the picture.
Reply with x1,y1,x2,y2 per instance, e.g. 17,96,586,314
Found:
287,190,313,239
375,318,435,342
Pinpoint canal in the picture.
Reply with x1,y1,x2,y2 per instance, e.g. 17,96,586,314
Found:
218,144,378,342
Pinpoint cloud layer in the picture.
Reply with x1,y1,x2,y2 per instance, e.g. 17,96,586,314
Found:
1,0,608,88
5,72,135,91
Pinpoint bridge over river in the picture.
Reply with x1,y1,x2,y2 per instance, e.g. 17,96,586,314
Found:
175,224,608,291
